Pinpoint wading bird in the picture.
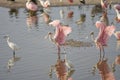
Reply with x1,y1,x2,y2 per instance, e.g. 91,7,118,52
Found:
90,21,115,60
45,20,72,52
4,35,20,58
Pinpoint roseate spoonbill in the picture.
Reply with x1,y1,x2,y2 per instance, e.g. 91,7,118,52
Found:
64,54,74,70
48,20,72,45
39,0,50,8
26,0,38,12
45,20,72,52
4,35,20,58
90,21,115,60
101,0,108,11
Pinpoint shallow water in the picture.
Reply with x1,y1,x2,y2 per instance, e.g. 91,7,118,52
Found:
0,5,120,80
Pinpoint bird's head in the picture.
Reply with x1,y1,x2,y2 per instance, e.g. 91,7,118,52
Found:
4,35,9,39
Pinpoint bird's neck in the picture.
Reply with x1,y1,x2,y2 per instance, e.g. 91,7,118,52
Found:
7,38,10,43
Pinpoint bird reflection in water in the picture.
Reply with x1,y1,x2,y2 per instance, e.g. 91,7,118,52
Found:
26,13,39,30
49,49,75,80
41,12,51,24
7,56,21,72
112,55,120,72
8,8,19,18
92,58,116,80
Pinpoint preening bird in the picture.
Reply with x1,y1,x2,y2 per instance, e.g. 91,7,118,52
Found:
4,35,20,58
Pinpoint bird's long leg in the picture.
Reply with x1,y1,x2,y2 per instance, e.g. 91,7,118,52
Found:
102,46,105,60
57,45,61,59
99,47,102,61
13,50,15,59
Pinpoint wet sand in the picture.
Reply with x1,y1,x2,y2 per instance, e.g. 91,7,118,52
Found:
0,0,119,8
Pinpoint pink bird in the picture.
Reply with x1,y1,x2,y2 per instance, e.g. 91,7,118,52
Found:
91,21,115,60
49,20,72,45
95,21,115,47
26,0,38,11
46,20,72,51
101,0,108,11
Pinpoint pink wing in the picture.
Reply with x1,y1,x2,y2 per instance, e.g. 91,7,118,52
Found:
62,26,72,36
105,25,116,37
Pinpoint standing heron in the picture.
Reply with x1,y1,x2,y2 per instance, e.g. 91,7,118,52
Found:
4,35,20,58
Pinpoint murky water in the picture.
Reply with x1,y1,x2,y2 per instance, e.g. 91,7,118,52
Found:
0,5,120,80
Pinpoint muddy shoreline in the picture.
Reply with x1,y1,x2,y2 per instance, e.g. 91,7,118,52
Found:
0,0,119,8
